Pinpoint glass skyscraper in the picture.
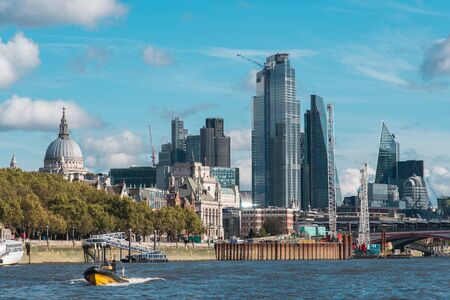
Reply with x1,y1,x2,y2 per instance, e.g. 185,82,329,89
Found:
252,53,301,208
375,122,399,184
303,95,329,209
171,117,188,164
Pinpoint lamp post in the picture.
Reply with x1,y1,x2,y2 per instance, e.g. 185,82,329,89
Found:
46,225,49,248
72,226,75,248
128,229,132,263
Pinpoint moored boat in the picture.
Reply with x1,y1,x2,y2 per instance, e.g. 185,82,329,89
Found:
0,226,23,266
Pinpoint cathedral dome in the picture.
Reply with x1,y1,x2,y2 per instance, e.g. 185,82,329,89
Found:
45,137,83,160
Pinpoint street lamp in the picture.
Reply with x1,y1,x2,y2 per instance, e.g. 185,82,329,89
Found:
72,226,75,247
46,225,49,248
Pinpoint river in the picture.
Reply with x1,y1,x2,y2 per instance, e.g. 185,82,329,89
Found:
1,258,449,299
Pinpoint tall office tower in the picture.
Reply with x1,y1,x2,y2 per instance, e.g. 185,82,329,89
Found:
303,95,329,209
186,135,201,162
200,118,231,167
171,117,188,164
158,142,172,166
252,53,301,208
398,160,424,178
375,122,399,184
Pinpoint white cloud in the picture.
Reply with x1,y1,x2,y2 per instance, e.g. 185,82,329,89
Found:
68,46,109,73
0,95,102,131
0,32,40,88
83,130,146,170
239,69,257,91
228,128,251,151
198,47,319,60
339,166,376,197
143,46,174,67
0,0,127,28
427,166,450,197
420,35,450,80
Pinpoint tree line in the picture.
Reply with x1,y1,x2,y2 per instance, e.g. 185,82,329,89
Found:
0,169,203,240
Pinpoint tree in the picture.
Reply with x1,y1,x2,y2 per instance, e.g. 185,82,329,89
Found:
248,228,255,239
258,227,267,237
262,217,284,236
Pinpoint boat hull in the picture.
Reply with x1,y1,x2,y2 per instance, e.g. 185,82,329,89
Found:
0,250,23,266
84,267,128,286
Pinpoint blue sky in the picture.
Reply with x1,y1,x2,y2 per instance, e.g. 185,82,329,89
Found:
0,0,449,198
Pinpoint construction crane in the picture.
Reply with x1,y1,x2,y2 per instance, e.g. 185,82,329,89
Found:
236,54,265,68
148,125,156,166
358,162,370,247
327,104,337,241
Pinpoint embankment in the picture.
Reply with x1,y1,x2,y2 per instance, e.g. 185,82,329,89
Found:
20,241,216,264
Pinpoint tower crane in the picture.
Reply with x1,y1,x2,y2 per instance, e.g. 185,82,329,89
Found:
358,162,370,247
236,54,265,68
327,104,337,241
148,125,156,166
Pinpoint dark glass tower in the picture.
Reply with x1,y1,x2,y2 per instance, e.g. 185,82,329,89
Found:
303,95,329,209
375,122,399,184
200,118,231,167
252,53,301,208
171,117,187,164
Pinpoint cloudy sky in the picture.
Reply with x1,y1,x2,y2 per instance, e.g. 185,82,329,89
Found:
0,0,449,201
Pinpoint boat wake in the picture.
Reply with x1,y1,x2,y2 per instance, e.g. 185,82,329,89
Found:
107,277,165,286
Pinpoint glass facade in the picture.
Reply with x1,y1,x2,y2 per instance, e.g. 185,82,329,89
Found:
211,167,239,188
252,53,301,208
375,122,399,184
171,117,187,164
110,166,157,187
186,135,201,162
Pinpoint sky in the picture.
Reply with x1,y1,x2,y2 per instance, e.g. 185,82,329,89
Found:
0,0,450,201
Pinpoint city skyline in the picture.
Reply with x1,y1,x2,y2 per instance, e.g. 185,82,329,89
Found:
0,1,449,202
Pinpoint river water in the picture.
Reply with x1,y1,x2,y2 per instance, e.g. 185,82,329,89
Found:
1,258,449,299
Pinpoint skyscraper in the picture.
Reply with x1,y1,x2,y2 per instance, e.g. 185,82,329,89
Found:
171,117,188,164
186,134,201,162
200,118,231,167
158,142,172,166
252,53,301,208
303,95,329,209
375,122,399,184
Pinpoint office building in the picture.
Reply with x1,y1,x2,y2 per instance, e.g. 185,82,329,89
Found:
252,53,301,208
171,117,188,164
200,118,231,167
110,166,157,187
398,160,424,179
186,134,201,162
368,183,399,208
303,95,328,209
240,207,295,236
210,167,240,188
375,122,399,184
158,142,172,166
438,196,450,217
402,175,429,209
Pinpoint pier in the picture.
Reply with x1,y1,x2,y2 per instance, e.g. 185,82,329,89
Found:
215,235,352,260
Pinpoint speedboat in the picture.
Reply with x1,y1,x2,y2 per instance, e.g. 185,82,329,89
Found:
84,261,129,286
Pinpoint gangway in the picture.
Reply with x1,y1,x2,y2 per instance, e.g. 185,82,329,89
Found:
83,232,167,262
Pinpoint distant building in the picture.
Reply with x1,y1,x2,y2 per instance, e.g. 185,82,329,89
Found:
185,135,201,162
398,160,424,179
210,167,239,188
200,118,231,167
252,53,301,208
222,208,241,239
402,175,429,209
241,207,294,236
171,117,188,164
343,196,357,207
303,95,340,210
368,183,400,208
438,197,450,217
158,142,172,166
110,166,156,187
9,154,18,169
156,165,171,189
39,108,88,181
375,122,399,184
240,191,252,208
140,187,167,209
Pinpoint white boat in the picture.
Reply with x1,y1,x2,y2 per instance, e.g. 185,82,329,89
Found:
0,226,23,266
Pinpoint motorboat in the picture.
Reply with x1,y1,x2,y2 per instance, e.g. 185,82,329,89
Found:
84,261,129,286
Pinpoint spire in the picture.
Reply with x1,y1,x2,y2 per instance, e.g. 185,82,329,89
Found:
59,107,69,139
9,153,18,169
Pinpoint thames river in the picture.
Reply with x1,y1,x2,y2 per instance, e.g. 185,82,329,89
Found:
1,258,449,299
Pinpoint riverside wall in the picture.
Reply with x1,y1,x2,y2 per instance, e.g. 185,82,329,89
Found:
20,241,216,264
215,235,353,261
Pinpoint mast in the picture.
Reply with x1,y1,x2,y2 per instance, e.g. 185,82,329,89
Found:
327,104,337,240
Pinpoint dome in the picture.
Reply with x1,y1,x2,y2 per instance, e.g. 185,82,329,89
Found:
45,137,83,161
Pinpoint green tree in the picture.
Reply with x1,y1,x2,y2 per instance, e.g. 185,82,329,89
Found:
262,217,284,236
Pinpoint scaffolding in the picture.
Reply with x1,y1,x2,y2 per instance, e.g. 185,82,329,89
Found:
358,163,370,246
327,104,337,240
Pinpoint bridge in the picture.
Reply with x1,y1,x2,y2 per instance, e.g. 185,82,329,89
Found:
370,230,450,251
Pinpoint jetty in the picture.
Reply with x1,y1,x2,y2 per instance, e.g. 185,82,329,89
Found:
83,232,167,263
